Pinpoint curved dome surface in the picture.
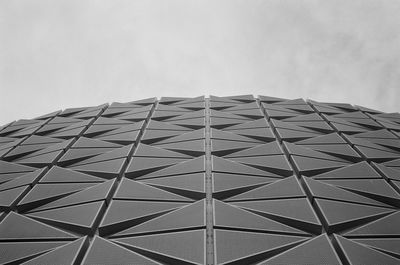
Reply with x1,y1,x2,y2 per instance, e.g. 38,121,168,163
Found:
0,95,400,264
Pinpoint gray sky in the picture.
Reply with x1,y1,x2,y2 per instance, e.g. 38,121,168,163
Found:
1,0,400,125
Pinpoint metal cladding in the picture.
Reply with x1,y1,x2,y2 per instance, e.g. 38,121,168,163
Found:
0,95,400,264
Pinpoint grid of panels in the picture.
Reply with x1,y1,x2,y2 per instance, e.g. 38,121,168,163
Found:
0,95,399,264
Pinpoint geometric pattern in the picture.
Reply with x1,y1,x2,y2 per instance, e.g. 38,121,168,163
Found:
0,95,399,264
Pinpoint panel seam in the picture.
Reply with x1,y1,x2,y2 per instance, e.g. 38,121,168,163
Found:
205,97,215,265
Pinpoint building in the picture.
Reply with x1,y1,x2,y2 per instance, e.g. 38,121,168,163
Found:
0,95,399,264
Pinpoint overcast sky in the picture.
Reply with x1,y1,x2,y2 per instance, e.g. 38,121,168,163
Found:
1,0,400,125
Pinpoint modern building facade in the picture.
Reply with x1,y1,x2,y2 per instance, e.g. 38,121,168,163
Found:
0,95,399,264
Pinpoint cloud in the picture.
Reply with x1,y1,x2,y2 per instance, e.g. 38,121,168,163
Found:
1,0,400,124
